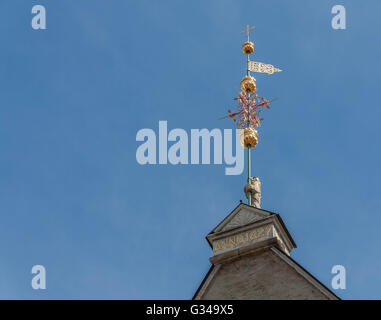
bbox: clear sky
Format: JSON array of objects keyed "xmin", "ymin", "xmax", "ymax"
[{"xmin": 0, "ymin": 0, "xmax": 380, "ymax": 299}]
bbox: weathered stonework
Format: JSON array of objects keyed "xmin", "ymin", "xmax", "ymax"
[
  {"xmin": 196, "ymin": 248, "xmax": 336, "ymax": 300},
  {"xmin": 244, "ymin": 177, "xmax": 261, "ymax": 208},
  {"xmin": 194, "ymin": 203, "xmax": 339, "ymax": 300},
  {"xmin": 207, "ymin": 204, "xmax": 294, "ymax": 257},
  {"xmin": 220, "ymin": 208, "xmax": 263, "ymax": 232}
]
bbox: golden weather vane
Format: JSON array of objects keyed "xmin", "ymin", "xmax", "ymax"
[
  {"xmin": 248, "ymin": 61, "xmax": 282, "ymax": 74},
  {"xmin": 221, "ymin": 25, "xmax": 282, "ymax": 207},
  {"xmin": 240, "ymin": 24, "xmax": 282, "ymax": 77}
]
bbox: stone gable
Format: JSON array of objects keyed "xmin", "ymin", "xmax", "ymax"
[{"xmin": 195, "ymin": 248, "xmax": 337, "ymax": 300}]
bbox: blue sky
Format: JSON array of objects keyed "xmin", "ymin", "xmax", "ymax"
[{"xmin": 0, "ymin": 0, "xmax": 380, "ymax": 299}]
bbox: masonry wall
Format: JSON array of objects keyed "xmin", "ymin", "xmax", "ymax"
[{"xmin": 201, "ymin": 249, "xmax": 329, "ymax": 300}]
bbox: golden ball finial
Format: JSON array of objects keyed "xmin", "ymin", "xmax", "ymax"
[
  {"xmin": 240, "ymin": 127, "xmax": 258, "ymax": 148},
  {"xmin": 240, "ymin": 76, "xmax": 257, "ymax": 93},
  {"xmin": 242, "ymin": 41, "xmax": 254, "ymax": 55}
]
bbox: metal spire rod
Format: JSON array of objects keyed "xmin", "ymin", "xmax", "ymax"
[
  {"xmin": 247, "ymin": 87, "xmax": 252, "ymax": 206},
  {"xmin": 245, "ymin": 28, "xmax": 253, "ymax": 206},
  {"xmin": 220, "ymin": 25, "xmax": 281, "ymax": 207}
]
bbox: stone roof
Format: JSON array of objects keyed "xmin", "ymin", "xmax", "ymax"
[{"xmin": 193, "ymin": 203, "xmax": 339, "ymax": 300}]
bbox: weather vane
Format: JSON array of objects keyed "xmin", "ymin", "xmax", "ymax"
[{"xmin": 220, "ymin": 24, "xmax": 282, "ymax": 206}]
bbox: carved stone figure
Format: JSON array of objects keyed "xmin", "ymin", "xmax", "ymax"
[{"xmin": 244, "ymin": 177, "xmax": 261, "ymax": 208}]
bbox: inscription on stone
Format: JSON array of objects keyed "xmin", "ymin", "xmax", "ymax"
[{"xmin": 213, "ymin": 224, "xmax": 273, "ymax": 254}]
